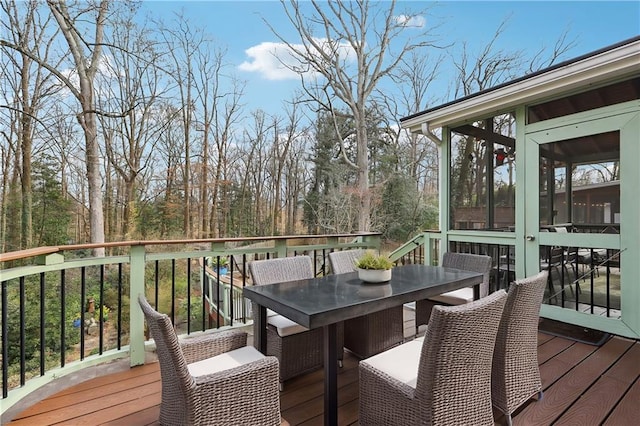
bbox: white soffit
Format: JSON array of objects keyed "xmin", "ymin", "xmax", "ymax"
[{"xmin": 402, "ymin": 39, "xmax": 640, "ymax": 132}]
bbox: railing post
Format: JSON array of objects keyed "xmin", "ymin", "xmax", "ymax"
[
  {"xmin": 362, "ymin": 234, "xmax": 381, "ymax": 252},
  {"xmin": 130, "ymin": 245, "xmax": 146, "ymax": 366},
  {"xmin": 423, "ymin": 232, "xmax": 434, "ymax": 265},
  {"xmin": 275, "ymin": 239, "xmax": 287, "ymax": 258}
]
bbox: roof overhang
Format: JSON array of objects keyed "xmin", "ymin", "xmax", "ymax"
[{"xmin": 401, "ymin": 37, "xmax": 640, "ymax": 133}]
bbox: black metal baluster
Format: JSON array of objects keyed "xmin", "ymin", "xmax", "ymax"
[
  {"xmin": 229, "ymin": 258, "xmax": 234, "ymax": 327},
  {"xmin": 154, "ymin": 260, "xmax": 159, "ymax": 308},
  {"xmin": 80, "ymin": 267, "xmax": 85, "ymax": 360},
  {"xmin": 202, "ymin": 257, "xmax": 207, "ymax": 332},
  {"xmin": 99, "ymin": 265, "xmax": 104, "ymax": 354},
  {"xmin": 589, "ymin": 249, "xmax": 595, "ymax": 314},
  {"xmin": 60, "ymin": 269, "xmax": 66, "ymax": 368},
  {"xmin": 187, "ymin": 258, "xmax": 191, "ymax": 334},
  {"xmin": 117, "ymin": 263, "xmax": 122, "ymax": 350},
  {"xmin": 242, "ymin": 253, "xmax": 248, "ymax": 323},
  {"xmin": 215, "ymin": 256, "xmax": 220, "ymax": 329},
  {"xmin": 19, "ymin": 277, "xmax": 25, "ymax": 386},
  {"xmin": 40, "ymin": 273, "xmax": 45, "ymax": 376},
  {"xmin": 171, "ymin": 259, "xmax": 176, "ymax": 324},
  {"xmin": 2, "ymin": 280, "xmax": 8, "ymax": 398}
]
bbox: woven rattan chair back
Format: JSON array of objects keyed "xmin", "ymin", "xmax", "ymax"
[
  {"xmin": 328, "ymin": 249, "xmax": 364, "ymax": 274},
  {"xmin": 249, "ymin": 255, "xmax": 314, "ymax": 286},
  {"xmin": 138, "ymin": 294, "xmax": 197, "ymax": 425},
  {"xmin": 415, "ymin": 252, "xmax": 493, "ymax": 332},
  {"xmin": 442, "ymin": 252, "xmax": 492, "ymax": 298},
  {"xmin": 248, "ymin": 256, "xmax": 333, "ymax": 387},
  {"xmin": 328, "ymin": 249, "xmax": 403, "ymax": 358},
  {"xmin": 492, "ymin": 270, "xmax": 548, "ymax": 426},
  {"xmin": 415, "ymin": 289, "xmax": 507, "ymax": 425}
]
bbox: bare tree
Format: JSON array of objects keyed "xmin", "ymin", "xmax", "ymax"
[
  {"xmin": 192, "ymin": 44, "xmax": 245, "ymax": 238},
  {"xmin": 157, "ymin": 12, "xmax": 206, "ymax": 238},
  {"xmin": 450, "ymin": 20, "xmax": 575, "ymax": 215},
  {"xmin": 394, "ymin": 51, "xmax": 443, "ymax": 194},
  {"xmin": 97, "ymin": 9, "xmax": 165, "ymax": 240},
  {"xmin": 46, "ymin": 0, "xmax": 109, "ymax": 255},
  {"xmin": 1, "ymin": 0, "xmax": 63, "ymax": 249},
  {"xmin": 270, "ymin": 0, "xmax": 436, "ymax": 231},
  {"xmin": 268, "ymin": 100, "xmax": 308, "ymax": 234}
]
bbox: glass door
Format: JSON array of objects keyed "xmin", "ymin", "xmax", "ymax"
[{"xmin": 523, "ymin": 111, "xmax": 634, "ymax": 331}]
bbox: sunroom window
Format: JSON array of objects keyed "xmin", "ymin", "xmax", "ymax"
[
  {"xmin": 539, "ymin": 131, "xmax": 620, "ymax": 232},
  {"xmin": 449, "ymin": 114, "xmax": 516, "ymax": 230}
]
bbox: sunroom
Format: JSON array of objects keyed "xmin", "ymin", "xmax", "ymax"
[{"xmin": 401, "ymin": 36, "xmax": 640, "ymax": 339}]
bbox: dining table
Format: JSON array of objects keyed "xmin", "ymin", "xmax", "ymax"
[{"xmin": 243, "ymin": 263, "xmax": 484, "ymax": 426}]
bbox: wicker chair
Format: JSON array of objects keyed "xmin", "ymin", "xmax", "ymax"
[
  {"xmin": 329, "ymin": 249, "xmax": 405, "ymax": 358},
  {"xmin": 248, "ymin": 256, "xmax": 344, "ymax": 389},
  {"xmin": 492, "ymin": 271, "xmax": 548, "ymax": 426},
  {"xmin": 138, "ymin": 294, "xmax": 281, "ymax": 426},
  {"xmin": 415, "ymin": 252, "xmax": 492, "ymax": 333},
  {"xmin": 359, "ymin": 290, "xmax": 508, "ymax": 425}
]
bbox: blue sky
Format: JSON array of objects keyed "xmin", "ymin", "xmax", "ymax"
[{"xmin": 140, "ymin": 1, "xmax": 640, "ymax": 117}]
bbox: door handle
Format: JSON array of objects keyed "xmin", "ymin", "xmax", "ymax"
[{"xmin": 526, "ymin": 235, "xmax": 535, "ymax": 241}]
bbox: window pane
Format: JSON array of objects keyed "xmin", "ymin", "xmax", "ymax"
[
  {"xmin": 539, "ymin": 131, "xmax": 620, "ymax": 231},
  {"xmin": 450, "ymin": 116, "xmax": 516, "ymax": 230}
]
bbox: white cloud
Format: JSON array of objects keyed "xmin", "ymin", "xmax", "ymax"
[
  {"xmin": 394, "ymin": 14, "xmax": 426, "ymax": 28},
  {"xmin": 239, "ymin": 42, "xmax": 302, "ymax": 81},
  {"xmin": 239, "ymin": 38, "xmax": 356, "ymax": 81}
]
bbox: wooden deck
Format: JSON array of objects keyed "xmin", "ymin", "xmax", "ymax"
[{"xmin": 4, "ymin": 310, "xmax": 640, "ymax": 426}]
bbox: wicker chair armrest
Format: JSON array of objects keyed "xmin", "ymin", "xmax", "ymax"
[
  {"xmin": 180, "ymin": 329, "xmax": 247, "ymax": 364},
  {"xmin": 194, "ymin": 356, "xmax": 281, "ymax": 425}
]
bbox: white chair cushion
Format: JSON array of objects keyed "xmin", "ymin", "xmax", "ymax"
[
  {"xmin": 187, "ymin": 345, "xmax": 265, "ymax": 377},
  {"xmin": 428, "ymin": 287, "xmax": 473, "ymax": 305},
  {"xmin": 266, "ymin": 309, "xmax": 279, "ymax": 317},
  {"xmin": 360, "ymin": 339, "xmax": 423, "ymax": 389},
  {"xmin": 267, "ymin": 314, "xmax": 309, "ymax": 337}
]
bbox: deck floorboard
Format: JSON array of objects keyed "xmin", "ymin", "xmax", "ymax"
[{"xmin": 5, "ymin": 309, "xmax": 639, "ymax": 426}]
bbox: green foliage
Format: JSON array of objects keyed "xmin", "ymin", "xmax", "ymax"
[
  {"xmin": 32, "ymin": 157, "xmax": 72, "ymax": 246},
  {"xmin": 210, "ymin": 256, "xmax": 228, "ymax": 267},
  {"xmin": 355, "ymin": 250, "xmax": 393, "ymax": 270},
  {"xmin": 303, "ymin": 110, "xmax": 357, "ymax": 233},
  {"xmin": 377, "ymin": 175, "xmax": 438, "ymax": 242},
  {"xmin": 3, "ymin": 273, "xmax": 83, "ymax": 381}
]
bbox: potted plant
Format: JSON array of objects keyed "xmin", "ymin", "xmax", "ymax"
[
  {"xmin": 211, "ymin": 256, "xmax": 229, "ymax": 275},
  {"xmin": 355, "ymin": 251, "xmax": 394, "ymax": 283}
]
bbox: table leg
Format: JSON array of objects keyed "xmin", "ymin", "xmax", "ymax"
[
  {"xmin": 254, "ymin": 305, "xmax": 267, "ymax": 354},
  {"xmin": 473, "ymin": 282, "xmax": 480, "ymax": 300},
  {"xmin": 323, "ymin": 323, "xmax": 338, "ymax": 426}
]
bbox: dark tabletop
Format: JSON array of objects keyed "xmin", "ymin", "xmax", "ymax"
[{"xmin": 243, "ymin": 264, "xmax": 482, "ymax": 329}]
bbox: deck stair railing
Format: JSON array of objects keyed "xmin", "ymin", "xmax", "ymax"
[{"xmin": 390, "ymin": 230, "xmax": 620, "ymax": 316}]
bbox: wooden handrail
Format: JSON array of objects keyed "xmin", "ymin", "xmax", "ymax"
[
  {"xmin": 0, "ymin": 246, "xmax": 59, "ymax": 262},
  {"xmin": 1, "ymin": 233, "xmax": 382, "ymax": 263}
]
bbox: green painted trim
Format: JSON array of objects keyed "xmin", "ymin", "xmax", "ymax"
[
  {"xmin": 526, "ymin": 103, "xmax": 640, "ymax": 337},
  {"xmin": 1, "ymin": 256, "xmax": 130, "ymax": 281},
  {"xmin": 446, "ymin": 231, "xmax": 516, "ymax": 244},
  {"xmin": 36, "ymin": 253, "xmax": 64, "ymax": 265},
  {"xmin": 540, "ymin": 305, "xmax": 639, "ymax": 339},
  {"xmin": 538, "ymin": 233, "xmax": 620, "ymax": 249},
  {"xmin": 514, "ymin": 106, "xmax": 527, "ymax": 279},
  {"xmin": 129, "ymin": 246, "xmax": 146, "ymax": 367},
  {"xmin": 389, "ymin": 234, "xmax": 424, "ymax": 261},
  {"xmin": 619, "ymin": 111, "xmax": 640, "ymax": 334},
  {"xmin": 440, "ymin": 127, "xmax": 451, "ymax": 259}
]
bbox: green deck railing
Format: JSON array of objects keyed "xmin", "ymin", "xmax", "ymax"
[{"xmin": 0, "ymin": 233, "xmax": 381, "ymax": 414}]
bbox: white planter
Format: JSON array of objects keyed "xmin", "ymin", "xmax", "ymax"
[{"xmin": 357, "ymin": 268, "xmax": 392, "ymax": 283}]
